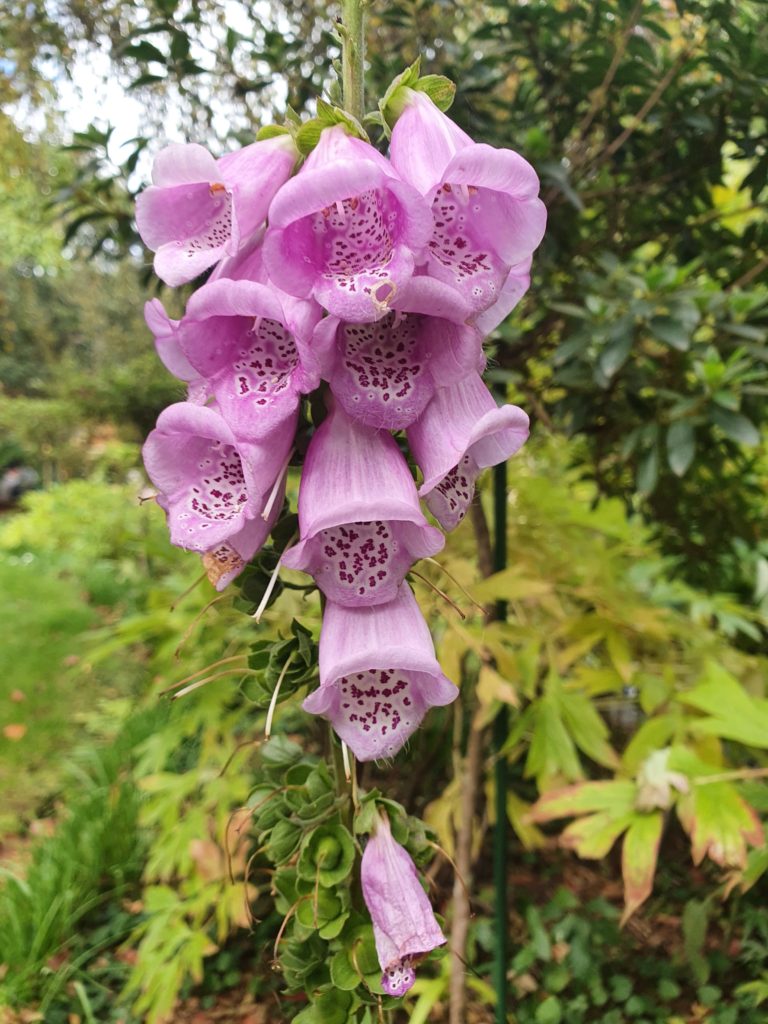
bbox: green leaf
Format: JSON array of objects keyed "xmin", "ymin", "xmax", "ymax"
[
  {"xmin": 560, "ymin": 811, "xmax": 634, "ymax": 859},
  {"xmin": 666, "ymin": 421, "xmax": 696, "ymax": 476},
  {"xmin": 636, "ymin": 445, "xmax": 659, "ymax": 495},
  {"xmin": 622, "ymin": 714, "xmax": 678, "ymax": 773},
  {"xmin": 649, "ymin": 315, "xmax": 690, "ymax": 351},
  {"xmin": 169, "ymin": 31, "xmax": 190, "ymax": 62},
  {"xmin": 678, "ymin": 662, "xmax": 768, "ymax": 748},
  {"xmin": 677, "ymin": 781, "xmax": 763, "ymax": 868},
  {"xmin": 529, "ymin": 780, "xmax": 637, "ymax": 822},
  {"xmin": 525, "ymin": 694, "xmax": 582, "ymax": 786},
  {"xmin": 535, "ymin": 995, "xmax": 563, "ymax": 1024},
  {"xmin": 710, "ymin": 406, "xmax": 760, "ymax": 446},
  {"xmin": 120, "ymin": 41, "xmax": 167, "ymax": 64},
  {"xmin": 294, "ymin": 988, "xmax": 353, "ymax": 1024},
  {"xmin": 559, "ymin": 690, "xmax": 619, "ymax": 769},
  {"xmin": 682, "ymin": 899, "xmax": 710, "ymax": 985},
  {"xmin": 621, "ymin": 811, "xmax": 663, "ymax": 923}
]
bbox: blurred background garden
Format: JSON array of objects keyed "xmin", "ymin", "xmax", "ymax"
[{"xmin": 0, "ymin": 0, "xmax": 767, "ymax": 1021}]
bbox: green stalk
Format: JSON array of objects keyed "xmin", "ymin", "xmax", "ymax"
[
  {"xmin": 341, "ymin": 0, "xmax": 366, "ymax": 121},
  {"xmin": 492, "ymin": 460, "xmax": 509, "ymax": 1022}
]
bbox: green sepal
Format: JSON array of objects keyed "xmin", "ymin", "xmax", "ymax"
[
  {"xmin": 296, "ymin": 888, "xmax": 344, "ymax": 929},
  {"xmin": 414, "ymin": 73, "xmax": 456, "ymax": 111},
  {"xmin": 332, "ymin": 923, "xmax": 383, "ymax": 995},
  {"xmin": 320, "ymin": 911, "xmax": 350, "ymax": 940},
  {"xmin": 260, "ymin": 735, "xmax": 304, "ymax": 771},
  {"xmin": 377, "ymin": 56, "xmax": 455, "ymax": 135},
  {"xmin": 297, "ymin": 822, "xmax": 356, "ymax": 887},
  {"xmin": 256, "ymin": 124, "xmax": 293, "ymax": 141},
  {"xmin": 239, "ymin": 617, "xmax": 319, "ymax": 709},
  {"xmin": 295, "ymin": 100, "xmax": 369, "ymax": 156},
  {"xmin": 266, "ymin": 818, "xmax": 303, "ymax": 864},
  {"xmin": 293, "ymin": 988, "xmax": 354, "ymax": 1024}
]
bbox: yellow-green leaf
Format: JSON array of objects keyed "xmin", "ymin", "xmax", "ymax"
[
  {"xmin": 561, "ymin": 811, "xmax": 635, "ymax": 859},
  {"xmin": 529, "ymin": 780, "xmax": 637, "ymax": 822},
  {"xmin": 621, "ymin": 811, "xmax": 664, "ymax": 924},
  {"xmin": 676, "ymin": 781, "xmax": 763, "ymax": 869}
]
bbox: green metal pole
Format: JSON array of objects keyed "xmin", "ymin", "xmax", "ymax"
[{"xmin": 492, "ymin": 457, "xmax": 509, "ymax": 1022}]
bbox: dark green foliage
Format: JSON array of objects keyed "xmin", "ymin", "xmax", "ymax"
[{"xmin": 496, "ymin": 883, "xmax": 768, "ymax": 1023}]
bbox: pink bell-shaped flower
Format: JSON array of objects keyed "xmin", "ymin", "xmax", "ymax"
[
  {"xmin": 145, "ymin": 279, "xmax": 321, "ymax": 443},
  {"xmin": 263, "ymin": 125, "xmax": 432, "ymax": 322},
  {"xmin": 135, "ymin": 136, "xmax": 297, "ymax": 287},
  {"xmin": 312, "ymin": 275, "xmax": 483, "ymax": 430},
  {"xmin": 407, "ymin": 372, "xmax": 530, "ymax": 531},
  {"xmin": 282, "ymin": 402, "xmax": 444, "ymax": 606},
  {"xmin": 142, "ymin": 401, "xmax": 292, "ymax": 552},
  {"xmin": 390, "ymin": 90, "xmax": 546, "ymax": 326},
  {"xmin": 362, "ymin": 811, "xmax": 446, "ymax": 997},
  {"xmin": 304, "ymin": 583, "xmax": 457, "ymax": 761}
]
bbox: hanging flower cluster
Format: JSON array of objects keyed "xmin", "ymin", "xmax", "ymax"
[{"xmin": 138, "ymin": 85, "xmax": 545, "ymax": 998}]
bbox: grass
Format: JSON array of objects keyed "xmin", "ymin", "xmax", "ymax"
[{"xmin": 0, "ymin": 554, "xmax": 97, "ymax": 828}]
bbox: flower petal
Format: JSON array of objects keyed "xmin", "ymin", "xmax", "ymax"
[
  {"xmin": 389, "ymin": 89, "xmax": 472, "ymax": 194},
  {"xmin": 361, "ymin": 811, "xmax": 445, "ymax": 995},
  {"xmin": 151, "ymin": 142, "xmax": 218, "ymax": 187},
  {"xmin": 408, "ymin": 373, "xmax": 529, "ymax": 530},
  {"xmin": 144, "ymin": 299, "xmax": 198, "ymax": 382},
  {"xmin": 303, "ymin": 584, "xmax": 457, "ymax": 759}
]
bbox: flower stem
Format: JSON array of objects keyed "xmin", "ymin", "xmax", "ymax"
[
  {"xmin": 341, "ymin": 0, "xmax": 366, "ymax": 122},
  {"xmin": 331, "ymin": 726, "xmax": 355, "ymax": 833}
]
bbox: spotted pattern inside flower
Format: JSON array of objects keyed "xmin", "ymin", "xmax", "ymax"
[
  {"xmin": 181, "ymin": 186, "xmax": 233, "ymax": 259},
  {"xmin": 339, "ymin": 668, "xmax": 415, "ymax": 744},
  {"xmin": 316, "ymin": 521, "xmax": 397, "ymax": 598},
  {"xmin": 429, "ymin": 182, "xmax": 506, "ymax": 308},
  {"xmin": 381, "ymin": 957, "xmax": 417, "ymax": 998},
  {"xmin": 425, "ymin": 454, "xmax": 479, "ymax": 532},
  {"xmin": 177, "ymin": 440, "xmax": 248, "ymax": 531},
  {"xmin": 230, "ymin": 317, "xmax": 298, "ymax": 407},
  {"xmin": 312, "ymin": 189, "xmax": 397, "ymax": 294},
  {"xmin": 337, "ymin": 314, "xmax": 431, "ymax": 428}
]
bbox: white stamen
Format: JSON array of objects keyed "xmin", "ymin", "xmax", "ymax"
[
  {"xmin": 265, "ymin": 653, "xmax": 295, "ymax": 738},
  {"xmin": 456, "ymin": 183, "xmax": 470, "ymax": 202},
  {"xmin": 341, "ymin": 740, "xmax": 352, "ymax": 782},
  {"xmin": 392, "ymin": 309, "xmax": 405, "ymax": 328},
  {"xmin": 252, "ymin": 557, "xmax": 282, "ymax": 623},
  {"xmin": 250, "ymin": 315, "xmax": 262, "ymax": 336},
  {"xmin": 335, "ymin": 199, "xmax": 346, "ymax": 219},
  {"xmin": 261, "ymin": 448, "xmax": 293, "ymax": 521}
]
